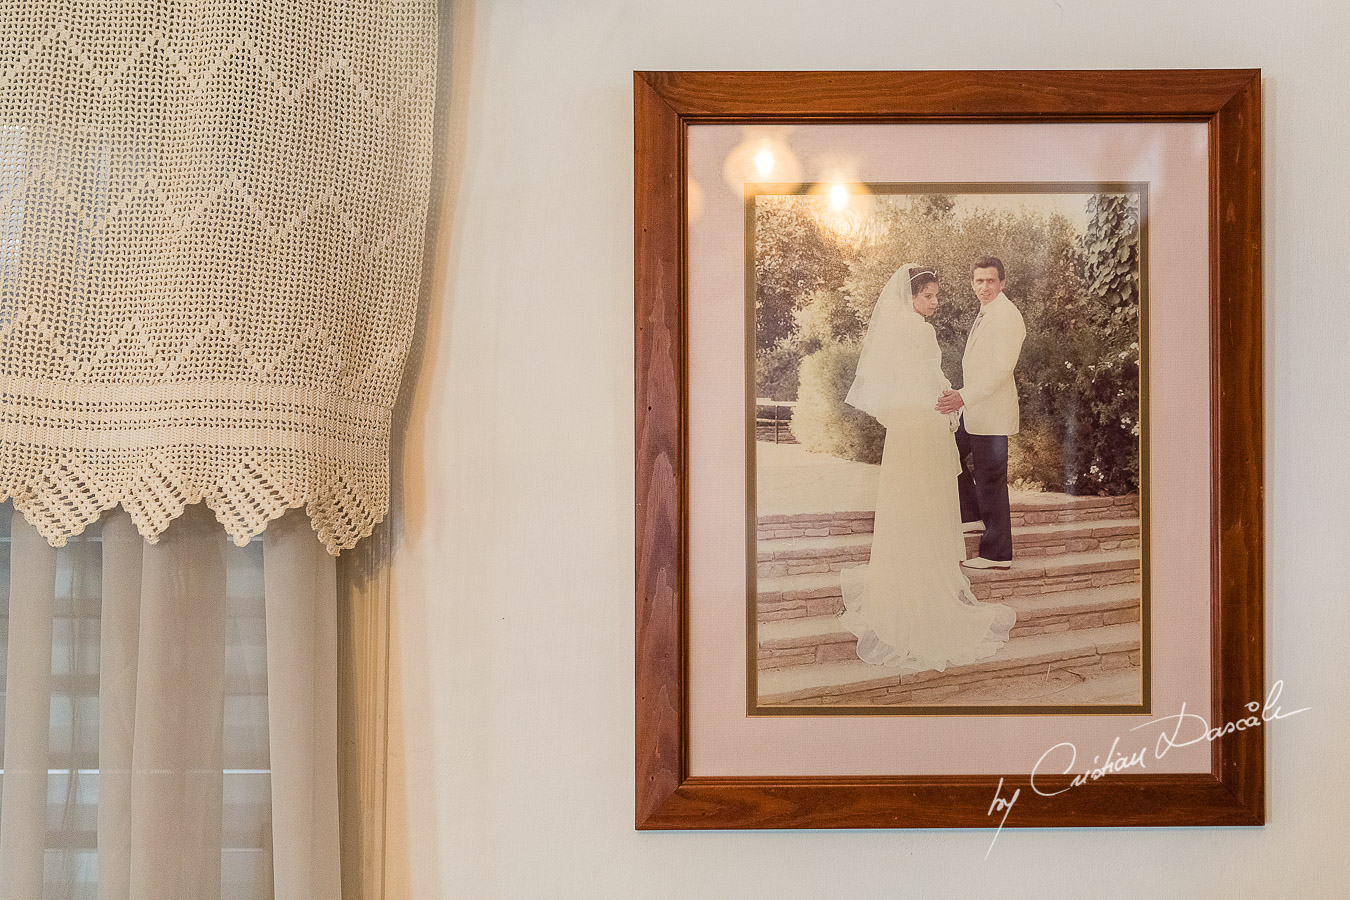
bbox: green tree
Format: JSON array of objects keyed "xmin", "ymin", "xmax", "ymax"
[{"xmin": 753, "ymin": 196, "xmax": 849, "ymax": 351}]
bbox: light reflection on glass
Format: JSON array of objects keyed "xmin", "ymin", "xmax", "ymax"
[
  {"xmin": 723, "ymin": 127, "xmax": 802, "ymax": 191},
  {"xmin": 754, "ymin": 149, "xmax": 775, "ymax": 177},
  {"xmin": 687, "ymin": 177, "xmax": 705, "ymax": 223},
  {"xmin": 807, "ymin": 166, "xmax": 877, "ymax": 244},
  {"xmin": 828, "ymin": 182, "xmax": 849, "ymax": 210}
]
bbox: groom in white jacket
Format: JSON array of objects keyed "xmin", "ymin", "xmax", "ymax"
[{"xmin": 935, "ymin": 257, "xmax": 1026, "ymax": 569}]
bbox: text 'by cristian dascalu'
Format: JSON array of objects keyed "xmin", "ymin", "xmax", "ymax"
[{"xmin": 982, "ymin": 680, "xmax": 1309, "ymax": 857}]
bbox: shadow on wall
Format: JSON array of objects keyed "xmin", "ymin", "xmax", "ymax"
[
  {"xmin": 358, "ymin": 0, "xmax": 478, "ymax": 898},
  {"xmin": 390, "ymin": 0, "xmax": 477, "ymax": 547}
]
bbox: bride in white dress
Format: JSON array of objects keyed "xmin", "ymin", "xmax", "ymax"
[{"xmin": 838, "ymin": 264, "xmax": 1017, "ymax": 672}]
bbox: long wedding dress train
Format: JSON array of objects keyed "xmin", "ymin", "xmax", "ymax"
[
  {"xmin": 838, "ymin": 264, "xmax": 1016, "ymax": 672},
  {"xmin": 837, "ymin": 408, "xmax": 1016, "ymax": 671}
]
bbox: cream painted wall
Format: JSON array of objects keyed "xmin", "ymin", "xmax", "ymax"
[{"xmin": 386, "ymin": 1, "xmax": 1350, "ymax": 896}]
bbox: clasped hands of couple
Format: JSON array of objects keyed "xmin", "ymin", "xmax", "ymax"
[
  {"xmin": 934, "ymin": 388, "xmax": 964, "ymax": 414},
  {"xmin": 935, "ymin": 387, "xmax": 964, "ymax": 432}
]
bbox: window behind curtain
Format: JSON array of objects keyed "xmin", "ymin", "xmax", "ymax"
[{"xmin": 0, "ymin": 501, "xmax": 276, "ymax": 899}]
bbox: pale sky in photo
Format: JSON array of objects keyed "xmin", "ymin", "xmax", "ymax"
[
  {"xmin": 874, "ymin": 191, "xmax": 1115, "ymax": 233},
  {"xmin": 948, "ymin": 192, "xmax": 1097, "ymax": 232}
]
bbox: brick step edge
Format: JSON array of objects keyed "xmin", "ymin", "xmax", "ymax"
[
  {"xmin": 759, "ymin": 553, "xmax": 1142, "ymax": 622},
  {"xmin": 758, "ymin": 588, "xmax": 1142, "ymax": 670},
  {"xmin": 757, "ymin": 624, "xmax": 1142, "ymax": 706},
  {"xmin": 757, "ymin": 494, "xmax": 1139, "ymax": 541},
  {"xmin": 765, "ymin": 656, "xmax": 1144, "ymax": 707},
  {"xmin": 758, "ymin": 522, "xmax": 1141, "ymax": 578}
]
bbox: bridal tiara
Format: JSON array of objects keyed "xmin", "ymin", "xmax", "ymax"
[{"xmin": 909, "ymin": 267, "xmax": 936, "ymax": 284}]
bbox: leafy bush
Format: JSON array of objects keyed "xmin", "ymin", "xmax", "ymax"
[
  {"xmin": 792, "ymin": 288, "xmax": 861, "ymax": 354},
  {"xmin": 790, "ymin": 343, "xmax": 885, "ymax": 464},
  {"xmin": 1007, "ymin": 422, "xmax": 1056, "ymax": 492},
  {"xmin": 755, "ymin": 288, "xmax": 861, "ymax": 402},
  {"xmin": 1063, "ymin": 194, "xmax": 1141, "ymax": 495},
  {"xmin": 755, "ymin": 345, "xmax": 801, "ymax": 401}
]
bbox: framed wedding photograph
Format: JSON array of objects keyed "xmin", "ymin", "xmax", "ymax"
[
  {"xmin": 746, "ymin": 180, "xmax": 1150, "ymax": 717},
  {"xmin": 635, "ymin": 70, "xmax": 1263, "ymax": 829}
]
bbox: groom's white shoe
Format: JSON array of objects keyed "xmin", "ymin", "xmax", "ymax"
[
  {"xmin": 961, "ymin": 520, "xmax": 986, "ymax": 533},
  {"xmin": 962, "ymin": 556, "xmax": 1011, "ymax": 570}
]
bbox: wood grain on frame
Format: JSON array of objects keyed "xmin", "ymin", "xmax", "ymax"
[
  {"xmin": 633, "ymin": 69, "xmax": 1263, "ymax": 829},
  {"xmin": 634, "ymin": 71, "xmax": 686, "ymax": 827}
]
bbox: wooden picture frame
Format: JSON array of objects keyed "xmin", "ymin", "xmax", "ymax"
[{"xmin": 634, "ymin": 70, "xmax": 1263, "ymax": 829}]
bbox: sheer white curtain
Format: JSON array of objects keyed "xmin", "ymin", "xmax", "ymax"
[{"xmin": 0, "ymin": 501, "xmax": 340, "ymax": 899}]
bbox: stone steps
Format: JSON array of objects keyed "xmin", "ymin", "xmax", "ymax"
[
  {"xmin": 756, "ymin": 517, "xmax": 1141, "ymax": 578},
  {"xmin": 757, "ymin": 548, "xmax": 1142, "ymax": 622},
  {"xmin": 757, "ymin": 621, "xmax": 1142, "ymax": 707},
  {"xmin": 756, "ymin": 493, "xmax": 1138, "ymax": 542},
  {"xmin": 757, "ymin": 582, "xmax": 1142, "ymax": 670}
]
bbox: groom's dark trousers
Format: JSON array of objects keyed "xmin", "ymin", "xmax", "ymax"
[{"xmin": 955, "ymin": 418, "xmax": 1013, "ymax": 562}]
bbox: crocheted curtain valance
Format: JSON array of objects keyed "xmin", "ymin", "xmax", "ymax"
[{"xmin": 0, "ymin": 2, "xmax": 436, "ymax": 553}]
